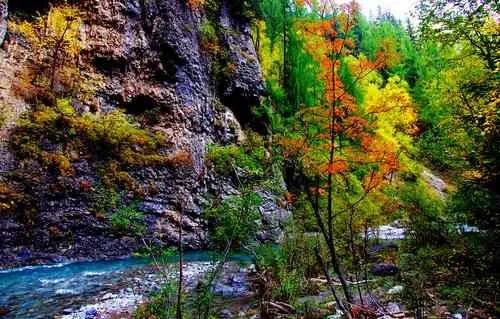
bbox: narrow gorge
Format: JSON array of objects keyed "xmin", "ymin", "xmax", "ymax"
[
  {"xmin": 1, "ymin": 0, "xmax": 498, "ymax": 318},
  {"xmin": 0, "ymin": 0, "xmax": 288, "ymax": 269}
]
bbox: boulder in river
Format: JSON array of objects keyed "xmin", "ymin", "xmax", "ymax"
[{"xmin": 371, "ymin": 263, "xmax": 399, "ymax": 276}]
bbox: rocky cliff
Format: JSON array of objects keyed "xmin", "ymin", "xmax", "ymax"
[
  {"xmin": 0, "ymin": 1, "xmax": 6, "ymax": 46},
  {"xmin": 0, "ymin": 0, "xmax": 289, "ymax": 268}
]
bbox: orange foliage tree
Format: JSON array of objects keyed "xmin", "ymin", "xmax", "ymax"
[
  {"xmin": 279, "ymin": 0, "xmax": 399, "ymax": 312},
  {"xmin": 188, "ymin": 0, "xmax": 205, "ymax": 10}
]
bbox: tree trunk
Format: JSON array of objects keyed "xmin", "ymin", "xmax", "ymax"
[{"xmin": 176, "ymin": 205, "xmax": 183, "ymax": 319}]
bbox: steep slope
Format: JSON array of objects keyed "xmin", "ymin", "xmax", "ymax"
[
  {"xmin": 0, "ymin": 1, "xmax": 6, "ymax": 45},
  {"xmin": 0, "ymin": 0, "xmax": 289, "ymax": 268}
]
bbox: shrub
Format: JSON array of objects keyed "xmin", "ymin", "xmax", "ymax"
[
  {"xmin": 206, "ymin": 136, "xmax": 268, "ymax": 181},
  {"xmin": 200, "ymin": 20, "xmax": 217, "ymax": 43},
  {"xmin": 204, "ymin": 189, "xmax": 262, "ymax": 250},
  {"xmin": 0, "ymin": 180, "xmax": 37, "ymax": 224},
  {"xmin": 204, "ymin": 0, "xmax": 221, "ymax": 18},
  {"xmin": 188, "ymin": 0, "xmax": 205, "ymax": 9},
  {"xmin": 134, "ymin": 282, "xmax": 179, "ymax": 319},
  {"xmin": 0, "ymin": 104, "xmax": 10, "ymax": 128},
  {"xmin": 111, "ymin": 202, "xmax": 146, "ymax": 236},
  {"xmin": 91, "ymin": 185, "xmax": 120, "ymax": 215},
  {"xmin": 199, "ymin": 20, "xmax": 220, "ymax": 55},
  {"xmin": 11, "ymin": 98, "xmax": 176, "ymax": 192},
  {"xmin": 0, "ymin": 182, "xmax": 26, "ymax": 214},
  {"xmin": 254, "ymin": 244, "xmax": 303, "ymax": 304}
]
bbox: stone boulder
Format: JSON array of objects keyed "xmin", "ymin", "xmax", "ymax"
[{"xmin": 370, "ymin": 263, "xmax": 399, "ymax": 276}]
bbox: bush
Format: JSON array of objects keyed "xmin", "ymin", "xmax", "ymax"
[
  {"xmin": 111, "ymin": 202, "xmax": 146, "ymax": 235},
  {"xmin": 91, "ymin": 185, "xmax": 120, "ymax": 215},
  {"xmin": 206, "ymin": 132, "xmax": 269, "ymax": 181},
  {"xmin": 9, "ymin": 5, "xmax": 88, "ymax": 104},
  {"xmin": 200, "ymin": 20, "xmax": 217, "ymax": 43},
  {"xmin": 0, "ymin": 104, "xmax": 10, "ymax": 128},
  {"xmin": 188, "ymin": 0, "xmax": 205, "ymax": 9},
  {"xmin": 134, "ymin": 282, "xmax": 179, "ymax": 319},
  {"xmin": 204, "ymin": 189, "xmax": 262, "ymax": 250},
  {"xmin": 254, "ymin": 244, "xmax": 303, "ymax": 304},
  {"xmin": 11, "ymin": 98, "xmax": 174, "ymax": 191},
  {"xmin": 0, "ymin": 182, "xmax": 34, "ymax": 218}
]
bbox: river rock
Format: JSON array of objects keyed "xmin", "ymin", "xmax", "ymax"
[
  {"xmin": 387, "ymin": 285, "xmax": 404, "ymax": 294},
  {"xmin": 219, "ymin": 309, "xmax": 233, "ymax": 319},
  {"xmin": 63, "ymin": 308, "xmax": 74, "ymax": 315},
  {"xmin": 101, "ymin": 293, "xmax": 113, "ymax": 300},
  {"xmin": 84, "ymin": 308, "xmax": 98, "ymax": 319},
  {"xmin": 371, "ymin": 263, "xmax": 399, "ymax": 276},
  {"xmin": 386, "ymin": 302, "xmax": 403, "ymax": 313},
  {"xmin": 0, "ymin": 306, "xmax": 10, "ymax": 316}
]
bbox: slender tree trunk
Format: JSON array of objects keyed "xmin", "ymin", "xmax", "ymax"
[
  {"xmin": 315, "ymin": 246, "xmax": 353, "ymax": 319},
  {"xmin": 282, "ymin": 0, "xmax": 288, "ymax": 89},
  {"xmin": 307, "ymin": 178, "xmax": 353, "ymax": 315},
  {"xmin": 326, "ymin": 33, "xmax": 353, "ymax": 303},
  {"xmin": 363, "ymin": 221, "xmax": 371, "ymax": 295},
  {"xmin": 176, "ymin": 205, "xmax": 183, "ymax": 319},
  {"xmin": 50, "ymin": 21, "xmax": 72, "ymax": 91}
]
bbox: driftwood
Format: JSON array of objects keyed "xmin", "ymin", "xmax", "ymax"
[
  {"xmin": 349, "ymin": 303, "xmax": 379, "ymax": 319},
  {"xmin": 310, "ymin": 277, "xmax": 376, "ymax": 286},
  {"xmin": 310, "ymin": 277, "xmax": 328, "ymax": 284},
  {"xmin": 263, "ymin": 301, "xmax": 296, "ymax": 314}
]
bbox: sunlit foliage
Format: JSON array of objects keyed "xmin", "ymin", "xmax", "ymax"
[{"xmin": 9, "ymin": 5, "xmax": 91, "ymax": 104}]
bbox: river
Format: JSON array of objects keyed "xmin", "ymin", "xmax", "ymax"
[{"xmin": 0, "ymin": 252, "xmax": 252, "ymax": 319}]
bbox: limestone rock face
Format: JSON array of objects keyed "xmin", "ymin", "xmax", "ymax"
[
  {"xmin": 0, "ymin": 0, "xmax": 287, "ymax": 268},
  {"xmin": 0, "ymin": 0, "xmax": 6, "ymax": 45}
]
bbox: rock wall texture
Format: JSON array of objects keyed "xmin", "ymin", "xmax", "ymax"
[
  {"xmin": 0, "ymin": 0, "xmax": 8, "ymax": 45},
  {"xmin": 0, "ymin": 0, "xmax": 6, "ymax": 45},
  {"xmin": 0, "ymin": 0, "xmax": 289, "ymax": 268}
]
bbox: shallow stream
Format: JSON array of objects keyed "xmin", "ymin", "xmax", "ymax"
[{"xmin": 0, "ymin": 251, "xmax": 250, "ymax": 319}]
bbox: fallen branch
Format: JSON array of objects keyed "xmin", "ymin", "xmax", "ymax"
[
  {"xmin": 310, "ymin": 277, "xmax": 376, "ymax": 286},
  {"xmin": 264, "ymin": 301, "xmax": 296, "ymax": 314}
]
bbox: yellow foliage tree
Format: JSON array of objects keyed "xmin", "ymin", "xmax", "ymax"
[
  {"xmin": 9, "ymin": 5, "xmax": 84, "ymax": 103},
  {"xmin": 363, "ymin": 75, "xmax": 417, "ymax": 151}
]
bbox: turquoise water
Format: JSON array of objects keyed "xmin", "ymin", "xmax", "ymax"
[
  {"xmin": 0, "ymin": 251, "xmax": 251, "ymax": 318},
  {"xmin": 0, "ymin": 257, "xmax": 151, "ymax": 318}
]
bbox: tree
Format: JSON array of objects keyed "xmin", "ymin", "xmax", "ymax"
[
  {"xmin": 194, "ymin": 189, "xmax": 262, "ymax": 318},
  {"xmin": 399, "ymin": 1, "xmax": 500, "ymax": 313},
  {"xmin": 10, "ymin": 5, "xmax": 85, "ymax": 103},
  {"xmin": 278, "ymin": 0, "xmax": 400, "ymax": 313},
  {"xmin": 417, "ymin": 0, "xmax": 499, "ymax": 70},
  {"xmin": 416, "ymin": 0, "xmax": 499, "ymax": 232}
]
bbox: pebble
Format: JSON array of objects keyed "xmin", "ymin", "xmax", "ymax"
[
  {"xmin": 220, "ymin": 309, "xmax": 233, "ymax": 319},
  {"xmin": 84, "ymin": 308, "xmax": 97, "ymax": 319},
  {"xmin": 101, "ymin": 293, "xmax": 113, "ymax": 300},
  {"xmin": 61, "ymin": 262, "xmax": 251, "ymax": 319},
  {"xmin": 63, "ymin": 308, "xmax": 74, "ymax": 315},
  {"xmin": 387, "ymin": 285, "xmax": 404, "ymax": 294}
]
